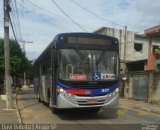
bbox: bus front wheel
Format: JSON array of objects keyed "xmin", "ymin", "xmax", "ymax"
[{"xmin": 49, "ymin": 96, "xmax": 58, "ymax": 114}]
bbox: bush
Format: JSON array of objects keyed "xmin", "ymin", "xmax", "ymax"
[{"xmin": 0, "ymin": 84, "xmax": 5, "ymax": 94}]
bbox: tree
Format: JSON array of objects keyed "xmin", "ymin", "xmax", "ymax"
[{"xmin": 0, "ymin": 39, "xmax": 33, "ymax": 93}]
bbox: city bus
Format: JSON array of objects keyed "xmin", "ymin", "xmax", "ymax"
[{"xmin": 33, "ymin": 33, "xmax": 120, "ymax": 113}]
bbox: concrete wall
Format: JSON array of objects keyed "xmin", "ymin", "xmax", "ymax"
[
  {"xmin": 95, "ymin": 27, "xmax": 134, "ymax": 61},
  {"xmin": 95, "ymin": 28, "xmax": 135, "ymax": 61},
  {"xmin": 95, "ymin": 27, "xmax": 160, "ymax": 63},
  {"xmin": 95, "ymin": 27, "xmax": 160, "ymax": 104},
  {"xmin": 133, "ymin": 35, "xmax": 149, "ymax": 61},
  {"xmin": 152, "ymin": 73, "xmax": 160, "ymax": 104},
  {"xmin": 95, "ymin": 27, "xmax": 125, "ymax": 60},
  {"xmin": 124, "ymin": 75, "xmax": 134, "ymax": 99}
]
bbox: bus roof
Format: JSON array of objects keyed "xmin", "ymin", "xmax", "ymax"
[
  {"xmin": 34, "ymin": 32, "xmax": 118, "ymax": 64},
  {"xmin": 54, "ymin": 32, "xmax": 118, "ymax": 41}
]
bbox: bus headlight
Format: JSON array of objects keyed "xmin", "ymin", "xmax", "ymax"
[
  {"xmin": 57, "ymin": 86, "xmax": 74, "ymax": 99},
  {"xmin": 57, "ymin": 86, "xmax": 65, "ymax": 93},
  {"xmin": 115, "ymin": 88, "xmax": 119, "ymax": 93},
  {"xmin": 64, "ymin": 91, "xmax": 74, "ymax": 98}
]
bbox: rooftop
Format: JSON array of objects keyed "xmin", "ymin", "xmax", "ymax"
[{"xmin": 144, "ymin": 25, "xmax": 160, "ymax": 37}]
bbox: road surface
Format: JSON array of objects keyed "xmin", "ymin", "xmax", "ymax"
[{"xmin": 17, "ymin": 87, "xmax": 160, "ymax": 130}]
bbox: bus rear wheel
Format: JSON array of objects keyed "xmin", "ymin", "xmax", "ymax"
[
  {"xmin": 37, "ymin": 92, "xmax": 41, "ymax": 103},
  {"xmin": 52, "ymin": 107, "xmax": 58, "ymax": 114}
]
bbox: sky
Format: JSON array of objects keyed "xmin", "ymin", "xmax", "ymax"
[{"xmin": 0, "ymin": 0, "xmax": 160, "ymax": 60}]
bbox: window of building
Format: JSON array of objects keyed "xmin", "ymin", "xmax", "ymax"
[
  {"xmin": 152, "ymin": 45, "xmax": 159, "ymax": 53},
  {"xmin": 134, "ymin": 43, "xmax": 143, "ymax": 52}
]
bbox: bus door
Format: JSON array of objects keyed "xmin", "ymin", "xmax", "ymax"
[{"xmin": 52, "ymin": 45, "xmax": 57, "ymax": 106}]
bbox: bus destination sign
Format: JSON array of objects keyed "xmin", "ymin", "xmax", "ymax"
[{"xmin": 67, "ymin": 37, "xmax": 112, "ymax": 45}]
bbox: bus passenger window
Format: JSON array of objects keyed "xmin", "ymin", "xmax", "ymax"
[{"xmin": 42, "ymin": 65, "xmax": 45, "ymax": 75}]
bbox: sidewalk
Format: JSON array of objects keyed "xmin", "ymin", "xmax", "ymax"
[
  {"xmin": 0, "ymin": 94, "xmax": 20, "ymax": 124},
  {"xmin": 119, "ymin": 98, "xmax": 160, "ymax": 115}
]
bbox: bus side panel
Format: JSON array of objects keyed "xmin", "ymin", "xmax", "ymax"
[
  {"xmin": 51, "ymin": 45, "xmax": 57, "ymax": 107},
  {"xmin": 41, "ymin": 75, "xmax": 47, "ymax": 102}
]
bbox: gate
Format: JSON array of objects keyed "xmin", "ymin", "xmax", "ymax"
[{"xmin": 132, "ymin": 74, "xmax": 148, "ymax": 101}]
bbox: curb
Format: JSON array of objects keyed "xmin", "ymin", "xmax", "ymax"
[
  {"xmin": 15, "ymin": 93, "xmax": 23, "ymax": 124},
  {"xmin": 120, "ymin": 104, "xmax": 160, "ymax": 116},
  {"xmin": 134, "ymin": 107, "xmax": 160, "ymax": 115},
  {"xmin": 119, "ymin": 99, "xmax": 160, "ymax": 116}
]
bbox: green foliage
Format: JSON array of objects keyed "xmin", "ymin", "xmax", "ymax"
[
  {"xmin": 0, "ymin": 56, "xmax": 4, "ymax": 71},
  {"xmin": 0, "ymin": 39, "xmax": 33, "ymax": 91}
]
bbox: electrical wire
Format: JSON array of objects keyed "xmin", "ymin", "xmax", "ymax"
[
  {"xmin": 24, "ymin": 0, "xmax": 71, "ymax": 32},
  {"xmin": 14, "ymin": 0, "xmax": 22, "ymax": 40},
  {"xmin": 25, "ymin": 0, "xmax": 93, "ymax": 32},
  {"xmin": 10, "ymin": 0, "xmax": 22, "ymax": 41},
  {"xmin": 51, "ymin": 0, "xmax": 87, "ymax": 32},
  {"xmin": 9, "ymin": 13, "xmax": 18, "ymax": 44},
  {"xmin": 69, "ymin": 0, "xmax": 124, "ymax": 27}
]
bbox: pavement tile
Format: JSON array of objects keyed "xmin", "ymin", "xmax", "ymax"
[
  {"xmin": 0, "ymin": 94, "xmax": 19, "ymax": 124},
  {"xmin": 119, "ymin": 98, "xmax": 160, "ymax": 115}
]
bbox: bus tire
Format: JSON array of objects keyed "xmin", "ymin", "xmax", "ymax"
[
  {"xmin": 52, "ymin": 107, "xmax": 58, "ymax": 114},
  {"xmin": 48, "ymin": 94, "xmax": 58, "ymax": 114},
  {"xmin": 37, "ymin": 92, "xmax": 41, "ymax": 103}
]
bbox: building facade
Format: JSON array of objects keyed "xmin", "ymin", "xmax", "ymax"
[{"xmin": 94, "ymin": 26, "xmax": 160, "ymax": 104}]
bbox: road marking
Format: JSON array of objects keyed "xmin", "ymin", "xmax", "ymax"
[
  {"xmin": 141, "ymin": 108, "xmax": 152, "ymax": 112},
  {"xmin": 138, "ymin": 111, "xmax": 149, "ymax": 116},
  {"xmin": 117, "ymin": 108, "xmax": 128, "ymax": 116},
  {"xmin": 120, "ymin": 105, "xmax": 160, "ymax": 117}
]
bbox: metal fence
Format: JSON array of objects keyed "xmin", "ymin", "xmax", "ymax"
[{"xmin": 132, "ymin": 73, "xmax": 149, "ymax": 101}]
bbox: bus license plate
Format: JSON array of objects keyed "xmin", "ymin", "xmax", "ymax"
[{"xmin": 87, "ymin": 99, "xmax": 97, "ymax": 104}]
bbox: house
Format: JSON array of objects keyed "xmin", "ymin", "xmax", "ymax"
[
  {"xmin": 94, "ymin": 26, "xmax": 160, "ymax": 104},
  {"xmin": 144, "ymin": 25, "xmax": 160, "ymax": 104}
]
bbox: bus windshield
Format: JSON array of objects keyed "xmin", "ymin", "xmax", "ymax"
[{"xmin": 59, "ymin": 49, "xmax": 118, "ymax": 81}]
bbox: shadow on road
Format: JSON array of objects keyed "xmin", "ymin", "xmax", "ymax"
[{"xmin": 56, "ymin": 107, "xmax": 118, "ymax": 120}]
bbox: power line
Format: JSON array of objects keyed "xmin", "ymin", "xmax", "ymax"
[
  {"xmin": 69, "ymin": 0, "xmax": 124, "ymax": 27},
  {"xmin": 13, "ymin": 0, "xmax": 22, "ymax": 40},
  {"xmin": 51, "ymin": 0, "xmax": 87, "ymax": 32},
  {"xmin": 24, "ymin": 0, "xmax": 71, "ymax": 32},
  {"xmin": 25, "ymin": 0, "xmax": 62, "ymax": 18},
  {"xmin": 10, "ymin": 0, "xmax": 22, "ymax": 41},
  {"xmin": 9, "ymin": 13, "xmax": 18, "ymax": 44},
  {"xmin": 9, "ymin": 13, "xmax": 19, "ymax": 40},
  {"xmin": 25, "ymin": 0, "xmax": 93, "ymax": 32}
]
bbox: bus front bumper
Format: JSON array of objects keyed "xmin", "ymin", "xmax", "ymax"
[{"xmin": 56, "ymin": 91, "xmax": 119, "ymax": 108}]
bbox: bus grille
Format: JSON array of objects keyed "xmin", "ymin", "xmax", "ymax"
[
  {"xmin": 77, "ymin": 100, "xmax": 105, "ymax": 106},
  {"xmin": 76, "ymin": 94, "xmax": 106, "ymax": 97}
]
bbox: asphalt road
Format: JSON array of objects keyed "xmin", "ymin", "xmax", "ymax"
[{"xmin": 17, "ymin": 87, "xmax": 160, "ymax": 130}]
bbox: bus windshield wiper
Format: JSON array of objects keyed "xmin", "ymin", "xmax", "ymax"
[
  {"xmin": 96, "ymin": 51, "xmax": 106, "ymax": 65},
  {"xmin": 74, "ymin": 47, "xmax": 89, "ymax": 64}
]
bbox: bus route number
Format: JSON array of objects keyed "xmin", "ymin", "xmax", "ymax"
[{"xmin": 101, "ymin": 88, "xmax": 109, "ymax": 93}]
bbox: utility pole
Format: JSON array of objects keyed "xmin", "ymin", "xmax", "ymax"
[
  {"xmin": 20, "ymin": 40, "xmax": 33, "ymax": 53},
  {"xmin": 20, "ymin": 40, "xmax": 33, "ymax": 87},
  {"xmin": 123, "ymin": 26, "xmax": 127, "ymax": 62},
  {"xmin": 123, "ymin": 26, "xmax": 128, "ymax": 99},
  {"xmin": 4, "ymin": 0, "xmax": 12, "ymax": 109}
]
